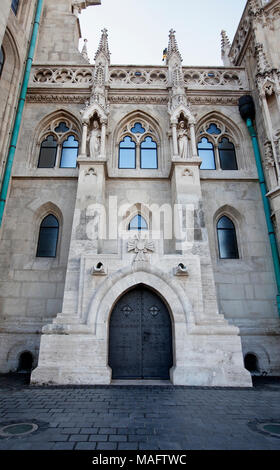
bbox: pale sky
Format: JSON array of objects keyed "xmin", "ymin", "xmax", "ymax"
[{"xmin": 79, "ymin": 0, "xmax": 247, "ymax": 66}]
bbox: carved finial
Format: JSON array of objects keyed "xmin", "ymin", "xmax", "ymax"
[
  {"xmin": 94, "ymin": 28, "xmax": 111, "ymax": 63},
  {"xmin": 248, "ymin": 0, "xmax": 262, "ymax": 15},
  {"xmin": 221, "ymin": 30, "xmax": 233, "ymax": 67},
  {"xmin": 167, "ymin": 29, "xmax": 183, "ymax": 64},
  {"xmin": 255, "ymin": 43, "xmax": 271, "ymax": 74},
  {"xmin": 81, "ymin": 39, "xmax": 90, "ymax": 63}
]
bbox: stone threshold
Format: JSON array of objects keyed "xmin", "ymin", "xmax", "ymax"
[{"xmin": 111, "ymin": 380, "xmax": 172, "ymax": 386}]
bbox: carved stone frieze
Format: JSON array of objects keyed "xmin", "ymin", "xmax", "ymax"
[
  {"xmin": 26, "ymin": 93, "xmax": 89, "ymax": 104},
  {"xmin": 109, "ymin": 94, "xmax": 169, "ymax": 105}
]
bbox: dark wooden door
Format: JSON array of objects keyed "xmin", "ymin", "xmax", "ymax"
[{"xmin": 109, "ymin": 285, "xmax": 173, "ymax": 379}]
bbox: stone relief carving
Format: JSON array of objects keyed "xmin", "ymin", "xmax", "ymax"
[
  {"xmin": 127, "ymin": 234, "xmax": 155, "ymax": 262},
  {"xmin": 85, "ymin": 167, "xmax": 97, "ymax": 176}
]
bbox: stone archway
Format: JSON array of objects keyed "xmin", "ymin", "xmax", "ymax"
[{"xmin": 108, "ymin": 284, "xmax": 173, "ymax": 380}]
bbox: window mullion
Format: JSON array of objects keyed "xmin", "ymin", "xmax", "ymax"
[{"xmin": 215, "ymin": 144, "xmax": 220, "ymax": 170}]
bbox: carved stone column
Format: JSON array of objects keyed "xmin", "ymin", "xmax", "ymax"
[
  {"xmin": 81, "ymin": 121, "xmax": 88, "ymax": 157},
  {"xmin": 172, "ymin": 121, "xmax": 179, "ymax": 156},
  {"xmin": 189, "ymin": 122, "xmax": 197, "ymax": 158},
  {"xmin": 100, "ymin": 120, "xmax": 107, "ymax": 158}
]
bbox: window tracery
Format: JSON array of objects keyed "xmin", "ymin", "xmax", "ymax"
[
  {"xmin": 37, "ymin": 118, "xmax": 80, "ymax": 169},
  {"xmin": 197, "ymin": 120, "xmax": 238, "ymax": 170},
  {"xmin": 118, "ymin": 118, "xmax": 159, "ymax": 170}
]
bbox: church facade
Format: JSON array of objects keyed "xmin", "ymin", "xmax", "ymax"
[{"xmin": 0, "ymin": 0, "xmax": 280, "ymax": 386}]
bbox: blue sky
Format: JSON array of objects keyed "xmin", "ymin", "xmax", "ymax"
[{"xmin": 80, "ymin": 0, "xmax": 247, "ymax": 66}]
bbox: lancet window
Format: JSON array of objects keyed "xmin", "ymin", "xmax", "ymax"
[
  {"xmin": 197, "ymin": 121, "xmax": 238, "ymax": 170},
  {"xmin": 118, "ymin": 120, "xmax": 159, "ymax": 170},
  {"xmin": 37, "ymin": 119, "xmax": 80, "ymax": 169}
]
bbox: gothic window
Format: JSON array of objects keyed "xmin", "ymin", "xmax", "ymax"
[
  {"xmin": 0, "ymin": 47, "xmax": 4, "ymax": 78},
  {"xmin": 217, "ymin": 216, "xmax": 239, "ymax": 259},
  {"xmin": 11, "ymin": 0, "xmax": 19, "ymax": 15},
  {"xmin": 117, "ymin": 117, "xmax": 160, "ymax": 171},
  {"xmin": 140, "ymin": 137, "xmax": 158, "ymax": 169},
  {"xmin": 128, "ymin": 215, "xmax": 148, "ymax": 231},
  {"xmin": 36, "ymin": 214, "xmax": 59, "ymax": 258},
  {"xmin": 218, "ymin": 137, "xmax": 238, "ymax": 170},
  {"xmin": 197, "ymin": 120, "xmax": 239, "ymax": 170},
  {"xmin": 119, "ymin": 136, "xmax": 136, "ymax": 169},
  {"xmin": 38, "ymin": 136, "xmax": 58, "ymax": 168},
  {"xmin": 60, "ymin": 135, "xmax": 79, "ymax": 168},
  {"xmin": 37, "ymin": 119, "xmax": 80, "ymax": 169},
  {"xmin": 197, "ymin": 137, "xmax": 216, "ymax": 170}
]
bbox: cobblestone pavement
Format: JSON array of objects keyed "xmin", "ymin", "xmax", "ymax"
[{"xmin": 0, "ymin": 374, "xmax": 279, "ymax": 451}]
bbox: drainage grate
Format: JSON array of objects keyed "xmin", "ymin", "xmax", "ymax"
[
  {"xmin": 258, "ymin": 423, "xmax": 280, "ymax": 438},
  {"xmin": 248, "ymin": 419, "xmax": 280, "ymax": 439},
  {"xmin": 0, "ymin": 420, "xmax": 48, "ymax": 439}
]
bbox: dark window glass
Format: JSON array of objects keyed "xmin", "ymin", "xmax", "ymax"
[
  {"xmin": 217, "ymin": 216, "xmax": 239, "ymax": 259},
  {"xmin": 119, "ymin": 136, "xmax": 136, "ymax": 168},
  {"xmin": 54, "ymin": 122, "xmax": 69, "ymax": 133},
  {"xmin": 60, "ymin": 135, "xmax": 79, "ymax": 168},
  {"xmin": 206, "ymin": 123, "xmax": 221, "ymax": 135},
  {"xmin": 218, "ymin": 137, "xmax": 238, "ymax": 170},
  {"xmin": 38, "ymin": 135, "xmax": 57, "ymax": 168},
  {"xmin": 140, "ymin": 136, "xmax": 158, "ymax": 169},
  {"xmin": 128, "ymin": 215, "xmax": 148, "ymax": 230},
  {"xmin": 197, "ymin": 137, "xmax": 216, "ymax": 170},
  {"xmin": 11, "ymin": 0, "xmax": 19, "ymax": 15},
  {"xmin": 0, "ymin": 47, "xmax": 4, "ymax": 77},
  {"xmin": 36, "ymin": 215, "xmax": 59, "ymax": 258},
  {"xmin": 131, "ymin": 122, "xmax": 145, "ymax": 134}
]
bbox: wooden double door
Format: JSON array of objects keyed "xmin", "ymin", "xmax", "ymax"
[{"xmin": 109, "ymin": 286, "xmax": 173, "ymax": 379}]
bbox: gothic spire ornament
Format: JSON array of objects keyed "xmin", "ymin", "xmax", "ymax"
[
  {"xmin": 166, "ymin": 29, "xmax": 183, "ymax": 65},
  {"xmin": 94, "ymin": 28, "xmax": 111, "ymax": 63},
  {"xmin": 81, "ymin": 39, "xmax": 90, "ymax": 63},
  {"xmin": 221, "ymin": 30, "xmax": 233, "ymax": 67},
  {"xmin": 255, "ymin": 42, "xmax": 271, "ymax": 74}
]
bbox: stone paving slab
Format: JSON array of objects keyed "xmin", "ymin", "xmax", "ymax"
[{"xmin": 0, "ymin": 374, "xmax": 279, "ymax": 450}]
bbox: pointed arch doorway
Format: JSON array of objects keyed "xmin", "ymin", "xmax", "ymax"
[{"xmin": 109, "ymin": 285, "xmax": 173, "ymax": 380}]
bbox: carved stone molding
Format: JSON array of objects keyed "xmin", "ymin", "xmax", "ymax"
[
  {"xmin": 188, "ymin": 95, "xmax": 240, "ymax": 106},
  {"xmin": 127, "ymin": 235, "xmax": 155, "ymax": 263},
  {"xmin": 26, "ymin": 93, "xmax": 88, "ymax": 104},
  {"xmin": 109, "ymin": 95, "xmax": 169, "ymax": 105}
]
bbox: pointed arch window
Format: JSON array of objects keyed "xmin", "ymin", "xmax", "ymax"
[
  {"xmin": 217, "ymin": 216, "xmax": 239, "ymax": 259},
  {"xmin": 60, "ymin": 135, "xmax": 79, "ymax": 168},
  {"xmin": 140, "ymin": 137, "xmax": 158, "ymax": 169},
  {"xmin": 119, "ymin": 136, "xmax": 136, "ymax": 169},
  {"xmin": 197, "ymin": 137, "xmax": 216, "ymax": 170},
  {"xmin": 0, "ymin": 47, "xmax": 4, "ymax": 78},
  {"xmin": 36, "ymin": 215, "xmax": 59, "ymax": 258},
  {"xmin": 117, "ymin": 118, "xmax": 160, "ymax": 171},
  {"xmin": 37, "ymin": 120, "xmax": 80, "ymax": 169},
  {"xmin": 218, "ymin": 137, "xmax": 238, "ymax": 170},
  {"xmin": 128, "ymin": 215, "xmax": 148, "ymax": 231},
  {"xmin": 197, "ymin": 120, "xmax": 239, "ymax": 170}
]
